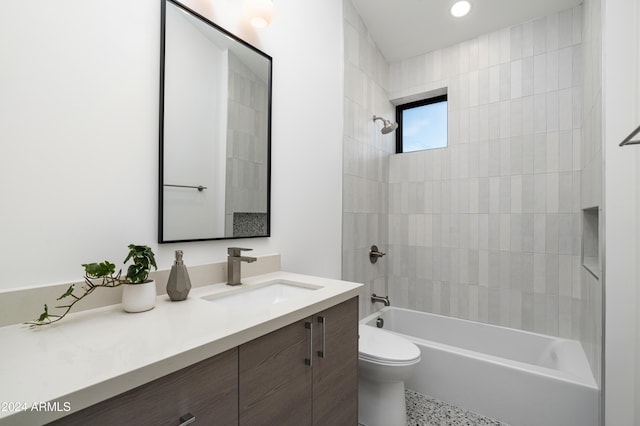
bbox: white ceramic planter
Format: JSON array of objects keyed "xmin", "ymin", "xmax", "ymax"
[{"xmin": 121, "ymin": 280, "xmax": 156, "ymax": 313}]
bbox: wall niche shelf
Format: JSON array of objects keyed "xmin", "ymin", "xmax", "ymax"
[{"xmin": 582, "ymin": 207, "xmax": 600, "ymax": 279}]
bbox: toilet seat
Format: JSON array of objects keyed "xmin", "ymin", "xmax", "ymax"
[{"xmin": 359, "ymin": 325, "xmax": 421, "ymax": 365}]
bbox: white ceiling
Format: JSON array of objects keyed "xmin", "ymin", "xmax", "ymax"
[{"xmin": 350, "ymin": 0, "xmax": 582, "ymax": 62}]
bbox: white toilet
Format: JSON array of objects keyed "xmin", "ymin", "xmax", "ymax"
[{"xmin": 358, "ymin": 324, "xmax": 421, "ymax": 426}]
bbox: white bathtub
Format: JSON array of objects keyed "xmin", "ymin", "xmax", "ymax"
[{"xmin": 361, "ymin": 307, "xmax": 599, "ymax": 426}]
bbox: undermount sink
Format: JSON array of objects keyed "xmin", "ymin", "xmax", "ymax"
[{"xmin": 202, "ymin": 281, "xmax": 320, "ymax": 312}]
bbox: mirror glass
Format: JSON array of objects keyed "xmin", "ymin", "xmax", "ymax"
[{"xmin": 159, "ymin": 0, "xmax": 271, "ymax": 243}]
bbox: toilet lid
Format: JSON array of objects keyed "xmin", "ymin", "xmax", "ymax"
[{"xmin": 359, "ymin": 324, "xmax": 421, "ymax": 364}]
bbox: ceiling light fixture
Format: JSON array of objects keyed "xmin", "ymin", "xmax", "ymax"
[
  {"xmin": 246, "ymin": 0, "xmax": 274, "ymax": 28},
  {"xmin": 450, "ymin": 0, "xmax": 471, "ymax": 18}
]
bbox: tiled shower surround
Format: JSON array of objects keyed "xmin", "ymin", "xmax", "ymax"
[
  {"xmin": 343, "ymin": 0, "xmax": 601, "ymax": 380},
  {"xmin": 225, "ymin": 52, "xmax": 269, "ymax": 236},
  {"xmin": 342, "ymin": 0, "xmax": 394, "ymax": 318},
  {"xmin": 387, "ymin": 7, "xmax": 584, "ymax": 338},
  {"xmin": 579, "ymin": 0, "xmax": 603, "ymax": 386}
]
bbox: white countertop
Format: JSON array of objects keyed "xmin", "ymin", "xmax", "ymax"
[{"xmin": 0, "ymin": 271, "xmax": 362, "ymax": 425}]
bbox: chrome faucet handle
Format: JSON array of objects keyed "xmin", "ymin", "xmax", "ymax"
[
  {"xmin": 369, "ymin": 245, "xmax": 386, "ymax": 264},
  {"xmin": 226, "ymin": 247, "xmax": 256, "ymax": 286},
  {"xmin": 227, "ymin": 247, "xmax": 253, "ymax": 256}
]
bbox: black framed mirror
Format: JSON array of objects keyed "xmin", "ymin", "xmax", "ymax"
[{"xmin": 159, "ymin": 0, "xmax": 272, "ymax": 243}]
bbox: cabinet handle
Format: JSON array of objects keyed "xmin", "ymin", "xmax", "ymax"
[
  {"xmin": 305, "ymin": 321, "xmax": 313, "ymax": 367},
  {"xmin": 179, "ymin": 413, "xmax": 196, "ymax": 425},
  {"xmin": 317, "ymin": 316, "xmax": 326, "ymax": 358}
]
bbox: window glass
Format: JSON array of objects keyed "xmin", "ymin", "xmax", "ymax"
[{"xmin": 396, "ymin": 95, "xmax": 447, "ymax": 153}]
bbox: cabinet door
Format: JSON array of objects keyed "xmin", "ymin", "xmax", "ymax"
[
  {"xmin": 50, "ymin": 348, "xmax": 238, "ymax": 426},
  {"xmin": 239, "ymin": 318, "xmax": 313, "ymax": 426},
  {"xmin": 312, "ymin": 297, "xmax": 359, "ymax": 426}
]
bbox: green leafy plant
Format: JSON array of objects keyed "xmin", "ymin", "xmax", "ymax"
[
  {"xmin": 26, "ymin": 245, "xmax": 157, "ymax": 327},
  {"xmin": 123, "ymin": 244, "xmax": 157, "ymax": 284}
]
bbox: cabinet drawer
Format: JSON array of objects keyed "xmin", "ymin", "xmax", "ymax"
[{"xmin": 49, "ymin": 348, "xmax": 238, "ymax": 426}]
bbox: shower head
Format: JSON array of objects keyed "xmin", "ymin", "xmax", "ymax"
[{"xmin": 373, "ymin": 115, "xmax": 398, "ymax": 134}]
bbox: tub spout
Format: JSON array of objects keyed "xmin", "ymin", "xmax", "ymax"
[{"xmin": 371, "ymin": 294, "xmax": 390, "ymax": 306}]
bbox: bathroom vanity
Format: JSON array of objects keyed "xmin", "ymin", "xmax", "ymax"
[
  {"xmin": 239, "ymin": 298, "xmax": 358, "ymax": 425},
  {"xmin": 50, "ymin": 348, "xmax": 239, "ymax": 425},
  {"xmin": 0, "ymin": 271, "xmax": 361, "ymax": 426}
]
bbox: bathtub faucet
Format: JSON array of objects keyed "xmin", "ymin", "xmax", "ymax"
[{"xmin": 371, "ymin": 294, "xmax": 390, "ymax": 306}]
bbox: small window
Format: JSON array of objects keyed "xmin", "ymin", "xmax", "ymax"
[{"xmin": 396, "ymin": 94, "xmax": 448, "ymax": 153}]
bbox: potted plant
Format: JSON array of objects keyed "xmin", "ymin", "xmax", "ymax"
[
  {"xmin": 120, "ymin": 244, "xmax": 158, "ymax": 312},
  {"xmin": 27, "ymin": 244, "xmax": 158, "ymax": 326}
]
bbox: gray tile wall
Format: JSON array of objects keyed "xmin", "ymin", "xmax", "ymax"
[
  {"xmin": 225, "ymin": 52, "xmax": 269, "ymax": 236},
  {"xmin": 342, "ymin": 0, "xmax": 394, "ymax": 318},
  {"xmin": 343, "ymin": 2, "xmax": 601, "ymax": 383},
  {"xmin": 386, "ymin": 6, "xmax": 584, "ymax": 338},
  {"xmin": 580, "ymin": 0, "xmax": 603, "ymax": 386}
]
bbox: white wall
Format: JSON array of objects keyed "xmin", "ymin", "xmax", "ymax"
[
  {"xmin": 602, "ymin": 0, "xmax": 640, "ymax": 423},
  {"xmin": 0, "ymin": 0, "xmax": 344, "ymax": 291}
]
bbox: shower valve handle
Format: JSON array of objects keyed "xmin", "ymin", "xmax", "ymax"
[{"xmin": 369, "ymin": 245, "xmax": 386, "ymax": 264}]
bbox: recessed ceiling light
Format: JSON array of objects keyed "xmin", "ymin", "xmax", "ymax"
[{"xmin": 450, "ymin": 0, "xmax": 471, "ymax": 18}]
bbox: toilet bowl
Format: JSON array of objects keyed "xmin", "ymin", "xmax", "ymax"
[{"xmin": 358, "ymin": 324, "xmax": 421, "ymax": 426}]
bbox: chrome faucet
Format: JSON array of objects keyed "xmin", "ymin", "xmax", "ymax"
[
  {"xmin": 371, "ymin": 294, "xmax": 390, "ymax": 306},
  {"xmin": 227, "ymin": 247, "xmax": 257, "ymax": 286}
]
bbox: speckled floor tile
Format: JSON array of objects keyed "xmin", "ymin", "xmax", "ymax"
[{"xmin": 405, "ymin": 389, "xmax": 511, "ymax": 426}]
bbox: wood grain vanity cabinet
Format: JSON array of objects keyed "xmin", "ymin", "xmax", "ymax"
[
  {"xmin": 49, "ymin": 348, "xmax": 238, "ymax": 426},
  {"xmin": 239, "ymin": 297, "xmax": 358, "ymax": 426},
  {"xmin": 239, "ymin": 315, "xmax": 313, "ymax": 425},
  {"xmin": 312, "ymin": 297, "xmax": 359, "ymax": 425},
  {"xmin": 48, "ymin": 297, "xmax": 357, "ymax": 426}
]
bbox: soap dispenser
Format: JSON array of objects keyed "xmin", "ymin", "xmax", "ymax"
[{"xmin": 166, "ymin": 250, "xmax": 191, "ymax": 301}]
